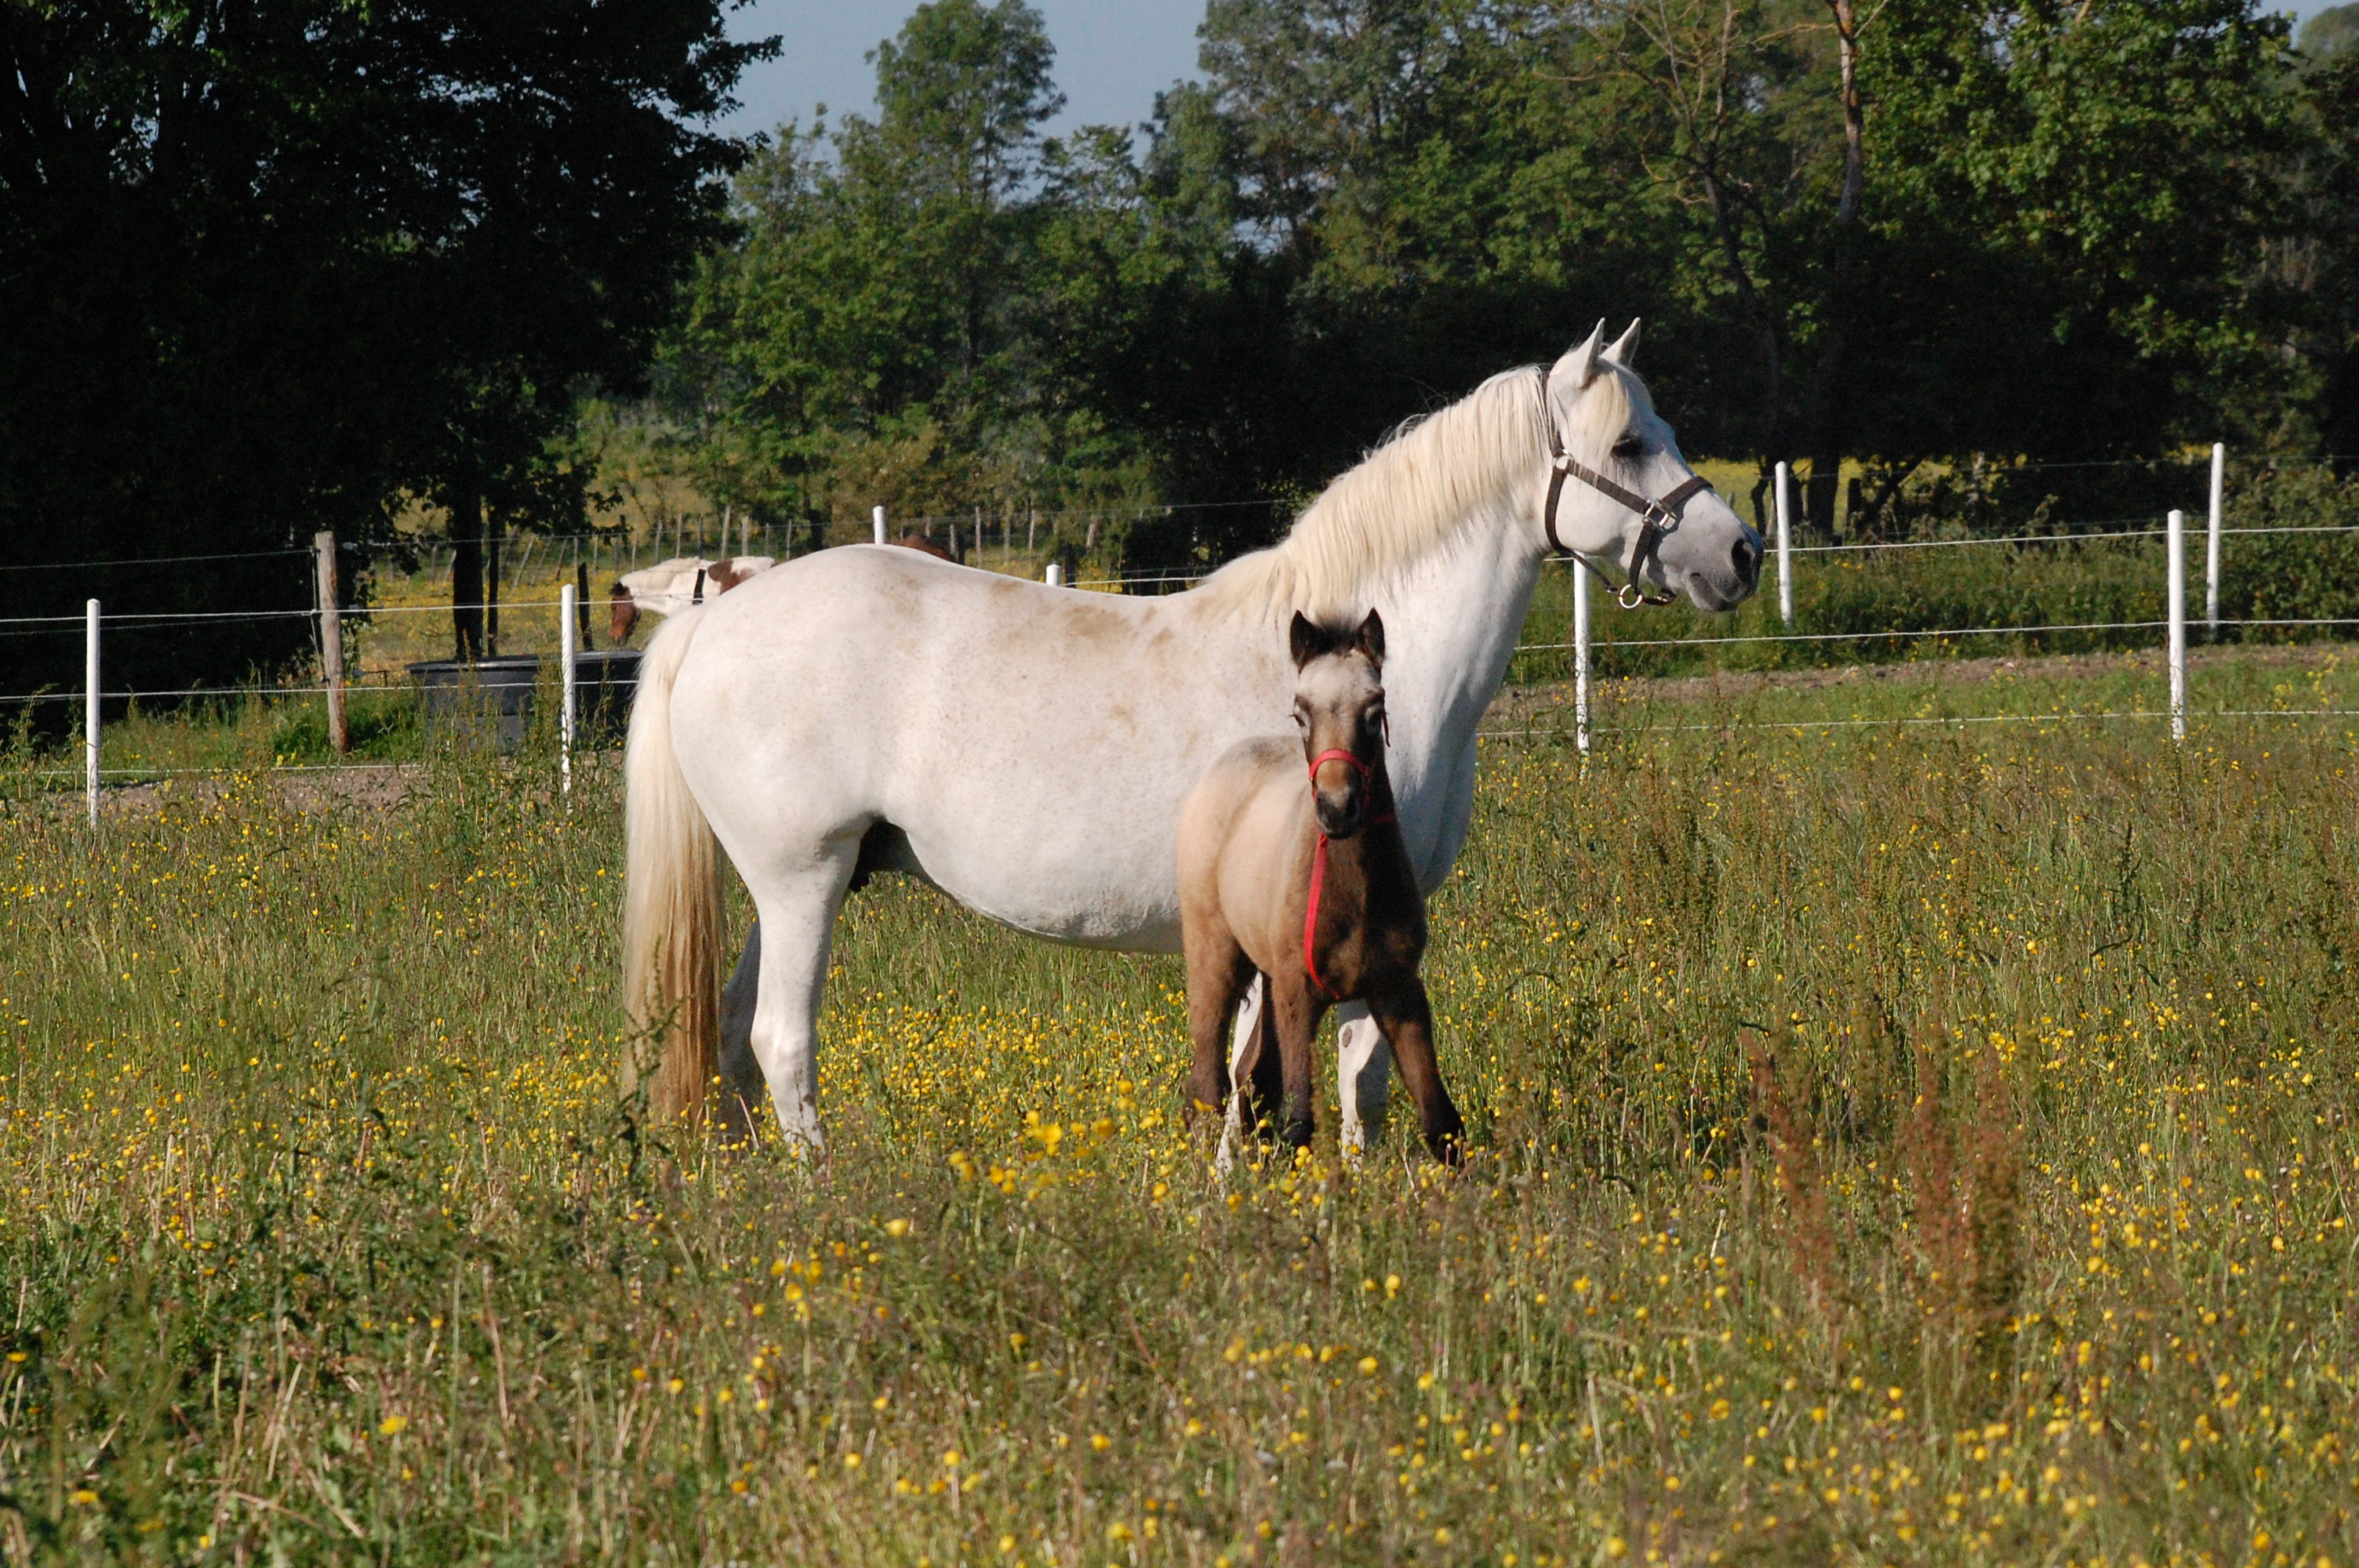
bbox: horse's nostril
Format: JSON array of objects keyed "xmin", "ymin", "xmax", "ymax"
[{"xmin": 1735, "ymin": 536, "xmax": 1761, "ymax": 583}]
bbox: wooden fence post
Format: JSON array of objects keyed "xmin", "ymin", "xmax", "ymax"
[{"xmin": 314, "ymin": 531, "xmax": 348, "ymax": 755}]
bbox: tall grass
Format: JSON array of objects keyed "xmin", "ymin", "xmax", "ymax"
[{"xmin": 2, "ymin": 655, "xmax": 2357, "ymax": 1565}]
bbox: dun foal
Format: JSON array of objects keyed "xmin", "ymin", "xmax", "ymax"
[{"xmin": 1178, "ymin": 611, "xmax": 1467, "ymax": 1163}]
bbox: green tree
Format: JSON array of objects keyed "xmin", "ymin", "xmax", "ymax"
[
  {"xmin": 1147, "ymin": 0, "xmax": 2303, "ymax": 532},
  {"xmin": 671, "ymin": 0, "xmax": 1170, "ymax": 532},
  {"xmin": 0, "ymin": 0, "xmax": 765, "ymax": 688},
  {"xmin": 2288, "ymin": 45, "xmax": 2359, "ymax": 454}
]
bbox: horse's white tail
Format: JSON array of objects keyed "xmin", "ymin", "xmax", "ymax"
[{"xmin": 621, "ymin": 607, "xmax": 723, "ymax": 1122}]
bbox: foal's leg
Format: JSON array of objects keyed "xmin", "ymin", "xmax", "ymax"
[
  {"xmin": 1368, "ymin": 978, "xmax": 1466, "ymax": 1166},
  {"xmin": 1267, "ymin": 975, "xmax": 1322, "ymax": 1154},
  {"xmin": 1185, "ymin": 926, "xmax": 1251, "ymax": 1135},
  {"xmin": 741, "ymin": 848, "xmax": 860, "ymax": 1151}
]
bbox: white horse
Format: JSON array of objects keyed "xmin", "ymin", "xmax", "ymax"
[{"xmin": 622, "ymin": 324, "xmax": 1762, "ymax": 1146}]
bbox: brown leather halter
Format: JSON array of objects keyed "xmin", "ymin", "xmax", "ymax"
[
  {"xmin": 1539, "ymin": 366, "xmax": 1716, "ymax": 609},
  {"xmin": 1303, "ymin": 748, "xmax": 1395, "ymax": 1002}
]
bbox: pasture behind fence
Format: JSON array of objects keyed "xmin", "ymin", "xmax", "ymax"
[{"xmin": 15, "ymin": 444, "xmax": 2359, "ymax": 812}]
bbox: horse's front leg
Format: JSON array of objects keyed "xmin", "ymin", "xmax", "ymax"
[
  {"xmin": 1334, "ymin": 1003, "xmax": 1392, "ymax": 1160},
  {"xmin": 1267, "ymin": 975, "xmax": 1322, "ymax": 1155},
  {"xmin": 1215, "ymin": 973, "xmax": 1270, "ymax": 1175},
  {"xmin": 1368, "ymin": 979, "xmax": 1465, "ymax": 1167}
]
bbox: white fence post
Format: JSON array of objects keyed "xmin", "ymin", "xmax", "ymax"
[
  {"xmin": 872, "ymin": 505, "xmax": 887, "ymax": 546},
  {"xmin": 1572, "ymin": 559, "xmax": 1591, "ymax": 756},
  {"xmin": 314, "ymin": 530, "xmax": 347, "ymax": 755},
  {"xmin": 559, "ymin": 581, "xmax": 578, "ymax": 795},
  {"xmin": 1773, "ymin": 461, "xmax": 1795, "ymax": 628},
  {"xmin": 84, "ymin": 598, "xmax": 100, "ymax": 826},
  {"xmin": 1045, "ymin": 562, "xmax": 1064, "ymax": 587},
  {"xmin": 2205, "ymin": 441, "xmax": 2225, "ymax": 633},
  {"xmin": 2167, "ymin": 509, "xmax": 2187, "ymax": 742}
]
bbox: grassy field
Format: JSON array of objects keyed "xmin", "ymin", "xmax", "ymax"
[{"xmin": 3, "ymin": 649, "xmax": 2358, "ymax": 1566}]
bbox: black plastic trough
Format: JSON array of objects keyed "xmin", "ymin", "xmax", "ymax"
[{"xmin": 407, "ymin": 649, "xmax": 641, "ymax": 750}]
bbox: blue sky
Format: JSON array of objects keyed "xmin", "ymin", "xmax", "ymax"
[
  {"xmin": 718, "ymin": 0, "xmax": 1208, "ymax": 142},
  {"xmin": 716, "ymin": 0, "xmax": 2348, "ymax": 143}
]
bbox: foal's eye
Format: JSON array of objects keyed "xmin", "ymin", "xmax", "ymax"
[{"xmin": 1612, "ymin": 433, "xmax": 1645, "ymax": 461}]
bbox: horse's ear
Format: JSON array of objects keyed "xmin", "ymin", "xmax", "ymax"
[
  {"xmin": 1356, "ymin": 608, "xmax": 1385, "ymax": 668},
  {"xmin": 1289, "ymin": 612, "xmax": 1325, "ymax": 669},
  {"xmin": 1603, "ymin": 318, "xmax": 1641, "ymax": 368},
  {"xmin": 1550, "ymin": 320, "xmax": 1609, "ymax": 392}
]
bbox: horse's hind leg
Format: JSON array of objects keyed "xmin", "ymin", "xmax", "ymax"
[
  {"xmin": 742, "ymin": 848, "xmax": 860, "ymax": 1150},
  {"xmin": 716, "ymin": 920, "xmax": 765, "ymax": 1143}
]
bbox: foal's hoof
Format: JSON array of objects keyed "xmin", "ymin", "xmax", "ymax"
[{"xmin": 1426, "ymin": 1128, "xmax": 1467, "ymax": 1169}]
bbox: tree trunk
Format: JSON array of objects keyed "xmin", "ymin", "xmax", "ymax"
[
  {"xmin": 1703, "ymin": 170, "xmax": 1786, "ymax": 484},
  {"xmin": 450, "ymin": 484, "xmax": 485, "ymax": 661},
  {"xmin": 1803, "ymin": 0, "xmax": 1866, "ymax": 539}
]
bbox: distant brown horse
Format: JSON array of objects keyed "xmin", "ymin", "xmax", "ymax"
[
  {"xmin": 891, "ymin": 532, "xmax": 956, "ymax": 562},
  {"xmin": 1176, "ymin": 609, "xmax": 1466, "ymax": 1163}
]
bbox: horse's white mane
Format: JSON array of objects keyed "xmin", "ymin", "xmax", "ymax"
[{"xmin": 1190, "ymin": 359, "xmax": 1642, "ymax": 621}]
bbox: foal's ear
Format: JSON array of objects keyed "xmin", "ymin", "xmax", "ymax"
[
  {"xmin": 1550, "ymin": 319, "xmax": 1610, "ymax": 392},
  {"xmin": 1355, "ymin": 608, "xmax": 1386, "ymax": 667},
  {"xmin": 1289, "ymin": 611, "xmax": 1329, "ymax": 669}
]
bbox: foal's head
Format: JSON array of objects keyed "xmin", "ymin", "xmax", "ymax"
[{"xmin": 1289, "ymin": 609, "xmax": 1387, "ymax": 838}]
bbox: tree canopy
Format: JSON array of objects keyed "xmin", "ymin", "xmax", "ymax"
[
  {"xmin": 9, "ymin": 0, "xmax": 2359, "ymax": 700},
  {"xmin": 0, "ymin": 0, "xmax": 765, "ymax": 688},
  {"xmin": 667, "ymin": 0, "xmax": 2354, "ymax": 554}
]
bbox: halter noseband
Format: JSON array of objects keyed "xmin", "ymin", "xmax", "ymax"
[
  {"xmin": 1307, "ymin": 747, "xmax": 1372, "ymax": 784},
  {"xmin": 1539, "ymin": 366, "xmax": 1715, "ymax": 609}
]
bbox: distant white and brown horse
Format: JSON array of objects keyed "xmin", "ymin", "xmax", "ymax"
[
  {"xmin": 623, "ymin": 325, "xmax": 1762, "ymax": 1148},
  {"xmin": 609, "ymin": 556, "xmax": 776, "ymax": 643}
]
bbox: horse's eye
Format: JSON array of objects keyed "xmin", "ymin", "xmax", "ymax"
[{"xmin": 1612, "ymin": 434, "xmax": 1645, "ymax": 461}]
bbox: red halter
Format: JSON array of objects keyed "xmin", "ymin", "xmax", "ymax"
[{"xmin": 1303, "ymin": 749, "xmax": 1394, "ymax": 1001}]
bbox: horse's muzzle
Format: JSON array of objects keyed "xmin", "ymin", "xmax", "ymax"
[
  {"xmin": 1315, "ymin": 796, "xmax": 1365, "ymax": 838},
  {"xmin": 1732, "ymin": 531, "xmax": 1763, "ymax": 590}
]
